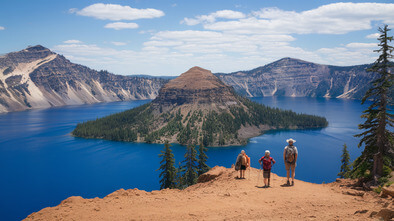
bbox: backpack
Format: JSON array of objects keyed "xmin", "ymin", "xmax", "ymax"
[
  {"xmin": 262, "ymin": 156, "xmax": 273, "ymax": 170},
  {"xmin": 235, "ymin": 154, "xmax": 242, "ymax": 171},
  {"xmin": 286, "ymin": 146, "xmax": 296, "ymax": 163}
]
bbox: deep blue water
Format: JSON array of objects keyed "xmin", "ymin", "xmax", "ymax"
[{"xmin": 0, "ymin": 97, "xmax": 366, "ymax": 220}]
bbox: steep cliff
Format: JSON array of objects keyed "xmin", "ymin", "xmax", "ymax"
[
  {"xmin": 0, "ymin": 45, "xmax": 168, "ymax": 113},
  {"xmin": 73, "ymin": 67, "xmax": 327, "ymax": 146},
  {"xmin": 216, "ymin": 58, "xmax": 375, "ymax": 99}
]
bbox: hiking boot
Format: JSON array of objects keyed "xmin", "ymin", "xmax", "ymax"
[
  {"xmin": 287, "ymin": 180, "xmax": 290, "ymax": 186},
  {"xmin": 291, "ymin": 181, "xmax": 294, "ymax": 186}
]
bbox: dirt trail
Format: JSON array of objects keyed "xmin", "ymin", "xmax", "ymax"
[{"xmin": 25, "ymin": 166, "xmax": 393, "ymax": 220}]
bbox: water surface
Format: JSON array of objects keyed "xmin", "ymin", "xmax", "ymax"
[{"xmin": 0, "ymin": 97, "xmax": 366, "ymax": 220}]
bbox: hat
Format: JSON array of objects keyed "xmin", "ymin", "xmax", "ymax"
[
  {"xmin": 265, "ymin": 150, "xmax": 270, "ymax": 155},
  {"xmin": 241, "ymin": 150, "xmax": 245, "ymax": 154},
  {"xmin": 286, "ymin": 138, "xmax": 296, "ymax": 143}
]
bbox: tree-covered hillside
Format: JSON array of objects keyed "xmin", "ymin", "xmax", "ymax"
[{"xmin": 72, "ymin": 95, "xmax": 328, "ymax": 146}]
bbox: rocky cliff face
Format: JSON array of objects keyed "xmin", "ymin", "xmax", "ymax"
[
  {"xmin": 152, "ymin": 67, "xmax": 239, "ymax": 111},
  {"xmin": 0, "ymin": 45, "xmax": 168, "ymax": 113},
  {"xmin": 216, "ymin": 58, "xmax": 375, "ymax": 99}
]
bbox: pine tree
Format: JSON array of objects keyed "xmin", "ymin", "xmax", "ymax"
[
  {"xmin": 338, "ymin": 144, "xmax": 351, "ymax": 178},
  {"xmin": 197, "ymin": 139, "xmax": 210, "ymax": 176},
  {"xmin": 175, "ymin": 162, "xmax": 185, "ymax": 189},
  {"xmin": 182, "ymin": 144, "xmax": 198, "ymax": 186},
  {"xmin": 354, "ymin": 24, "xmax": 394, "ymax": 183},
  {"xmin": 158, "ymin": 140, "xmax": 177, "ymax": 189}
]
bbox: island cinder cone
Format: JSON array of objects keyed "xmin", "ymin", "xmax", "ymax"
[
  {"xmin": 151, "ymin": 66, "xmax": 239, "ymax": 112},
  {"xmin": 72, "ymin": 67, "xmax": 328, "ymax": 146}
]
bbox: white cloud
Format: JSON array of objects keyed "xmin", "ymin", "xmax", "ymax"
[
  {"xmin": 346, "ymin": 43, "xmax": 377, "ymax": 48},
  {"xmin": 366, "ymin": 33, "xmax": 380, "ymax": 39},
  {"xmin": 56, "ymin": 3, "xmax": 391, "ymax": 75},
  {"xmin": 64, "ymin": 40, "xmax": 82, "ymax": 44},
  {"xmin": 74, "ymin": 3, "xmax": 164, "ymax": 21},
  {"xmin": 104, "ymin": 22, "xmax": 139, "ymax": 30},
  {"xmin": 111, "ymin": 41, "xmax": 127, "ymax": 46},
  {"xmin": 182, "ymin": 10, "xmax": 245, "ymax": 25},
  {"xmin": 198, "ymin": 3, "xmax": 394, "ymax": 35},
  {"xmin": 0, "ymin": 26, "xmax": 5, "ymax": 30}
]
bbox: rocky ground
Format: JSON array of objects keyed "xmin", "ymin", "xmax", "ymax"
[{"xmin": 25, "ymin": 166, "xmax": 393, "ymax": 221}]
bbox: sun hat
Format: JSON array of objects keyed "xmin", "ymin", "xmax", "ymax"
[{"xmin": 286, "ymin": 138, "xmax": 296, "ymax": 143}]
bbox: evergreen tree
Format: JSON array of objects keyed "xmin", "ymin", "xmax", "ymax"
[
  {"xmin": 338, "ymin": 144, "xmax": 351, "ymax": 178},
  {"xmin": 354, "ymin": 24, "xmax": 394, "ymax": 183},
  {"xmin": 175, "ymin": 162, "xmax": 186, "ymax": 189},
  {"xmin": 182, "ymin": 144, "xmax": 198, "ymax": 186},
  {"xmin": 197, "ymin": 139, "xmax": 210, "ymax": 176},
  {"xmin": 158, "ymin": 140, "xmax": 177, "ymax": 189}
]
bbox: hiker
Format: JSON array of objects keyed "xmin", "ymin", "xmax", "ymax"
[
  {"xmin": 258, "ymin": 150, "xmax": 276, "ymax": 188},
  {"xmin": 283, "ymin": 138, "xmax": 298, "ymax": 186},
  {"xmin": 235, "ymin": 150, "xmax": 248, "ymax": 179}
]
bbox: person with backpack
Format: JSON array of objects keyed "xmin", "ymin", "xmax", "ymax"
[
  {"xmin": 258, "ymin": 150, "xmax": 276, "ymax": 188},
  {"xmin": 235, "ymin": 150, "xmax": 248, "ymax": 179},
  {"xmin": 283, "ymin": 138, "xmax": 298, "ymax": 186}
]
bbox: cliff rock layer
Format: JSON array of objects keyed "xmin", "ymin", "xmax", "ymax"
[
  {"xmin": 216, "ymin": 58, "xmax": 375, "ymax": 99},
  {"xmin": 0, "ymin": 45, "xmax": 167, "ymax": 113}
]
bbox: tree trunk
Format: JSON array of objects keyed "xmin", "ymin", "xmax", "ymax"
[{"xmin": 373, "ymin": 152, "xmax": 383, "ymax": 185}]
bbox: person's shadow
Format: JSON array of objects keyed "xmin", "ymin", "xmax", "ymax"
[{"xmin": 280, "ymin": 183, "xmax": 292, "ymax": 187}]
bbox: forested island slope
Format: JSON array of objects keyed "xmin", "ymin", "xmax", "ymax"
[{"xmin": 72, "ymin": 67, "xmax": 327, "ymax": 146}]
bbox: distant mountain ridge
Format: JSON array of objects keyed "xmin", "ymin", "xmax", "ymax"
[
  {"xmin": 0, "ymin": 45, "xmax": 168, "ymax": 113},
  {"xmin": 216, "ymin": 57, "xmax": 376, "ymax": 99}
]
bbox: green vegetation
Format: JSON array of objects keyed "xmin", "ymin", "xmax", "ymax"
[
  {"xmin": 338, "ymin": 144, "xmax": 351, "ymax": 178},
  {"xmin": 73, "ymin": 96, "xmax": 328, "ymax": 146},
  {"xmin": 181, "ymin": 144, "xmax": 199, "ymax": 187},
  {"xmin": 197, "ymin": 140, "xmax": 210, "ymax": 176},
  {"xmin": 351, "ymin": 25, "xmax": 394, "ymax": 185},
  {"xmin": 157, "ymin": 141, "xmax": 210, "ymax": 190},
  {"xmin": 158, "ymin": 141, "xmax": 177, "ymax": 189}
]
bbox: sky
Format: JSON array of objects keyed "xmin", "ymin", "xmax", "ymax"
[{"xmin": 0, "ymin": 0, "xmax": 393, "ymax": 76}]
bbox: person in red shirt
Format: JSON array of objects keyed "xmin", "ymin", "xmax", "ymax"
[{"xmin": 258, "ymin": 150, "xmax": 276, "ymax": 188}]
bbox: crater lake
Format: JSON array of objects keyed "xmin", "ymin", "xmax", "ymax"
[{"xmin": 0, "ymin": 97, "xmax": 366, "ymax": 220}]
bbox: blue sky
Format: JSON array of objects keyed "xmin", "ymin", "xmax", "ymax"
[{"xmin": 0, "ymin": 0, "xmax": 393, "ymax": 76}]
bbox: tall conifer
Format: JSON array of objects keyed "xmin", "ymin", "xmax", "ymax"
[
  {"xmin": 338, "ymin": 144, "xmax": 351, "ymax": 178},
  {"xmin": 197, "ymin": 140, "xmax": 210, "ymax": 176},
  {"xmin": 182, "ymin": 144, "xmax": 198, "ymax": 186},
  {"xmin": 158, "ymin": 140, "xmax": 176, "ymax": 189},
  {"xmin": 354, "ymin": 25, "xmax": 393, "ymax": 183}
]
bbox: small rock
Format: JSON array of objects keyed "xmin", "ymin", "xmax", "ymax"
[
  {"xmin": 344, "ymin": 191, "xmax": 365, "ymax": 197},
  {"xmin": 375, "ymin": 209, "xmax": 394, "ymax": 221},
  {"xmin": 354, "ymin": 209, "xmax": 368, "ymax": 214},
  {"xmin": 369, "ymin": 211, "xmax": 378, "ymax": 217},
  {"xmin": 381, "ymin": 185, "xmax": 394, "ymax": 198}
]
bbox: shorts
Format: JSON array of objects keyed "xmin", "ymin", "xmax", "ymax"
[
  {"xmin": 285, "ymin": 162, "xmax": 296, "ymax": 171},
  {"xmin": 263, "ymin": 170, "xmax": 271, "ymax": 178},
  {"xmin": 240, "ymin": 165, "xmax": 246, "ymax": 170}
]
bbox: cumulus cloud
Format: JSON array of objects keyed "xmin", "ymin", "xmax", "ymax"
[
  {"xmin": 104, "ymin": 22, "xmax": 139, "ymax": 30},
  {"xmin": 194, "ymin": 3, "xmax": 394, "ymax": 35},
  {"xmin": 56, "ymin": 3, "xmax": 391, "ymax": 75},
  {"xmin": 366, "ymin": 33, "xmax": 380, "ymax": 39},
  {"xmin": 74, "ymin": 3, "xmax": 164, "ymax": 21},
  {"xmin": 64, "ymin": 40, "xmax": 82, "ymax": 44},
  {"xmin": 182, "ymin": 10, "xmax": 245, "ymax": 25},
  {"xmin": 0, "ymin": 26, "xmax": 5, "ymax": 30},
  {"xmin": 346, "ymin": 43, "xmax": 377, "ymax": 48}
]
